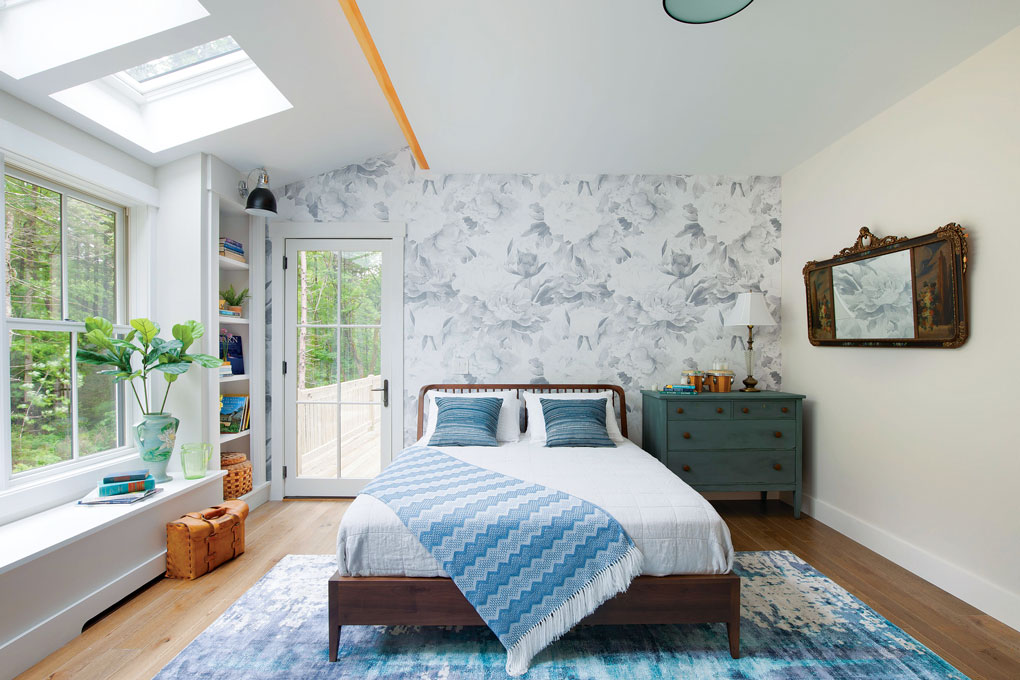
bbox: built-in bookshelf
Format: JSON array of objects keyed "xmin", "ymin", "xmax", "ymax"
[{"xmin": 206, "ymin": 156, "xmax": 268, "ymax": 509}]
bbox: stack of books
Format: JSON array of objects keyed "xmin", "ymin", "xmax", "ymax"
[
  {"xmin": 79, "ymin": 470, "xmax": 161, "ymax": 505},
  {"xmin": 219, "ymin": 238, "xmax": 247, "ymax": 264},
  {"xmin": 219, "ymin": 361, "xmax": 235, "ymax": 378},
  {"xmin": 219, "ymin": 308, "xmax": 242, "ymax": 318},
  {"xmin": 661, "ymin": 384, "xmax": 697, "ymax": 395},
  {"xmin": 220, "ymin": 394, "xmax": 251, "ymax": 433}
]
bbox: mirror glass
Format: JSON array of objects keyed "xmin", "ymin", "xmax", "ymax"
[{"xmin": 832, "ymin": 250, "xmax": 914, "ymax": 339}]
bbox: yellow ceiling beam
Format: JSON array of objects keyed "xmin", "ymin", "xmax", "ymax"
[{"xmin": 338, "ymin": 0, "xmax": 429, "ymax": 170}]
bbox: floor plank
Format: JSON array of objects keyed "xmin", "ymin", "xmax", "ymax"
[{"xmin": 13, "ymin": 499, "xmax": 1020, "ymax": 680}]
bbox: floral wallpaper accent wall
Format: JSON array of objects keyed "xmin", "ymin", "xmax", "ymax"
[{"xmin": 274, "ymin": 148, "xmax": 782, "ymax": 446}]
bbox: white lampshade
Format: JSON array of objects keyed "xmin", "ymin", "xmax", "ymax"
[{"xmin": 724, "ymin": 292, "xmax": 776, "ymax": 327}]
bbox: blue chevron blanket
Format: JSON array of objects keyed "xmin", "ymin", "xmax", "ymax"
[{"xmin": 360, "ymin": 445, "xmax": 643, "ymax": 675}]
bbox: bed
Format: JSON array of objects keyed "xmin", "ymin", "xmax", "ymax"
[{"xmin": 328, "ymin": 384, "xmax": 740, "ymax": 663}]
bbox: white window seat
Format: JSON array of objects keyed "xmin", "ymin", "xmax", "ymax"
[{"xmin": 0, "ymin": 471, "xmax": 226, "ymax": 678}]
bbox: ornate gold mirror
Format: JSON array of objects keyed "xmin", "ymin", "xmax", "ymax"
[{"xmin": 803, "ymin": 224, "xmax": 969, "ymax": 347}]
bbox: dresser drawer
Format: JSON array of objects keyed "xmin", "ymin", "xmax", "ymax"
[
  {"xmin": 666, "ymin": 402, "xmax": 731, "ymax": 420},
  {"xmin": 732, "ymin": 400, "xmax": 796, "ymax": 419},
  {"xmin": 668, "ymin": 450, "xmax": 796, "ymax": 486},
  {"xmin": 667, "ymin": 419, "xmax": 795, "ymax": 450}
]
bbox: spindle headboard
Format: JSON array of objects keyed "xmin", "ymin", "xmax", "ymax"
[{"xmin": 416, "ymin": 384, "xmax": 627, "ymax": 440}]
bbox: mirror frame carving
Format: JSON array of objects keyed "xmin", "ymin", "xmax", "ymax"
[{"xmin": 802, "ymin": 224, "xmax": 969, "ymax": 348}]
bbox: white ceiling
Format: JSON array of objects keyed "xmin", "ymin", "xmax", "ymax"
[
  {"xmin": 3, "ymin": 0, "xmax": 1020, "ymax": 183},
  {"xmin": 0, "ymin": 0, "xmax": 404, "ymax": 186},
  {"xmin": 361, "ymin": 0, "xmax": 1020, "ymax": 175}
]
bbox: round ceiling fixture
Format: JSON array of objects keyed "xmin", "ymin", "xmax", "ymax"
[{"xmin": 663, "ymin": 0, "xmax": 754, "ymax": 24}]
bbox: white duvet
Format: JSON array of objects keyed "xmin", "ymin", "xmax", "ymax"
[{"xmin": 336, "ymin": 437, "xmax": 735, "ymax": 577}]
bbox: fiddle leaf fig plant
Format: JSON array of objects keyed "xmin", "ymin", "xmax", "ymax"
[{"xmin": 76, "ymin": 317, "xmax": 222, "ymax": 415}]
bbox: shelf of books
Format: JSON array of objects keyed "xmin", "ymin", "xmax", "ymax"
[{"xmin": 209, "ymin": 176, "xmax": 267, "ymax": 508}]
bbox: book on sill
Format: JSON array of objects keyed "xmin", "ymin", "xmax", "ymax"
[
  {"xmin": 79, "ymin": 487, "xmax": 163, "ymax": 506},
  {"xmin": 102, "ymin": 469, "xmax": 149, "ymax": 484},
  {"xmin": 220, "ymin": 394, "xmax": 250, "ymax": 434},
  {"xmin": 99, "ymin": 474, "xmax": 155, "ymax": 497},
  {"xmin": 218, "ymin": 249, "xmax": 247, "ymax": 263}
]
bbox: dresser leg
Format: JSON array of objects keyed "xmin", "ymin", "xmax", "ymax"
[{"xmin": 793, "ymin": 488, "xmax": 802, "ymax": 519}]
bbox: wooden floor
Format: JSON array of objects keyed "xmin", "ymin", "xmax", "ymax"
[{"xmin": 15, "ymin": 499, "xmax": 1020, "ymax": 680}]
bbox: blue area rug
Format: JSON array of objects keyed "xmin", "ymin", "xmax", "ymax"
[{"xmin": 155, "ymin": 551, "xmax": 967, "ymax": 679}]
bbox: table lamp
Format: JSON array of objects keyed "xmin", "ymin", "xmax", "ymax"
[{"xmin": 724, "ymin": 291, "xmax": 776, "ymax": 392}]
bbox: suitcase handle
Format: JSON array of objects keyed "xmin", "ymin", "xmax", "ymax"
[{"xmin": 194, "ymin": 507, "xmax": 227, "ymax": 520}]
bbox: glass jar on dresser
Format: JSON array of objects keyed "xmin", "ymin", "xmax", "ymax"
[{"xmin": 641, "ymin": 390, "xmax": 806, "ymax": 518}]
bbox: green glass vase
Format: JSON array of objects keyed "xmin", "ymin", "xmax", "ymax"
[{"xmin": 133, "ymin": 413, "xmax": 179, "ymax": 483}]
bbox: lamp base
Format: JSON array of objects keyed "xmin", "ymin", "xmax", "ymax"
[{"xmin": 740, "ymin": 375, "xmax": 760, "ymax": 392}]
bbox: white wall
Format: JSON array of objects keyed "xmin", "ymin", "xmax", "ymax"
[{"xmin": 782, "ymin": 27, "xmax": 1020, "ymax": 630}]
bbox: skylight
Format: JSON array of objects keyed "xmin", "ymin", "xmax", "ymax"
[
  {"xmin": 51, "ymin": 37, "xmax": 292, "ymax": 153},
  {"xmin": 0, "ymin": 0, "xmax": 209, "ymax": 79},
  {"xmin": 123, "ymin": 37, "xmax": 241, "ymax": 84}
]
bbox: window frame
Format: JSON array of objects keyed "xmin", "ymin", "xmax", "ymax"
[{"xmin": 1, "ymin": 164, "xmax": 131, "ymax": 491}]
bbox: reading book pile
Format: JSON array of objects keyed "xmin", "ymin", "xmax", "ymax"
[
  {"xmin": 79, "ymin": 469, "xmax": 162, "ymax": 505},
  {"xmin": 219, "ymin": 237, "xmax": 247, "ymax": 264},
  {"xmin": 661, "ymin": 384, "xmax": 697, "ymax": 395},
  {"xmin": 220, "ymin": 394, "xmax": 250, "ymax": 433}
]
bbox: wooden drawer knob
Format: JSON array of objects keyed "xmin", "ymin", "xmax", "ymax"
[
  {"xmin": 682, "ymin": 464, "xmax": 691, "ymax": 472},
  {"xmin": 716, "ymin": 407, "xmax": 724, "ymax": 414},
  {"xmin": 781, "ymin": 406, "xmax": 789, "ymax": 413},
  {"xmin": 677, "ymin": 407, "xmax": 684, "ymax": 414},
  {"xmin": 683, "ymin": 432, "xmax": 691, "ymax": 439},
  {"xmin": 773, "ymin": 463, "xmax": 782, "ymax": 471},
  {"xmin": 774, "ymin": 431, "xmax": 783, "ymax": 438},
  {"xmin": 742, "ymin": 407, "xmax": 749, "ymax": 413}
]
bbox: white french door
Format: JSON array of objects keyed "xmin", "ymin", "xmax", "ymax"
[{"xmin": 283, "ymin": 237, "xmax": 401, "ymax": 496}]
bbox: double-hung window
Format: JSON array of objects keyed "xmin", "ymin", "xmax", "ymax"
[{"xmin": 2, "ymin": 167, "xmax": 129, "ymax": 488}]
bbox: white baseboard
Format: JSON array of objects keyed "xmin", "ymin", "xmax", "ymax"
[
  {"xmin": 802, "ymin": 493, "xmax": 1020, "ymax": 632},
  {"xmin": 0, "ymin": 553, "xmax": 165, "ymax": 679},
  {"xmin": 239, "ymin": 481, "xmax": 271, "ymax": 511}
]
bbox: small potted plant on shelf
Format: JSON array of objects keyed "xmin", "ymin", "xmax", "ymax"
[
  {"xmin": 220, "ymin": 285, "xmax": 250, "ymax": 317},
  {"xmin": 76, "ymin": 317, "xmax": 221, "ymax": 482}
]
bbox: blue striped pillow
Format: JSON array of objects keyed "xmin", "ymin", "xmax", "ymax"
[
  {"xmin": 428, "ymin": 397, "xmax": 502, "ymax": 447},
  {"xmin": 540, "ymin": 398, "xmax": 616, "ymax": 448}
]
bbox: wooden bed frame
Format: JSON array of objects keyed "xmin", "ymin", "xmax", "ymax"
[{"xmin": 328, "ymin": 384, "xmax": 740, "ymax": 662}]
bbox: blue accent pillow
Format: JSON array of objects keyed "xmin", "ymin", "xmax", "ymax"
[
  {"xmin": 540, "ymin": 398, "xmax": 616, "ymax": 448},
  {"xmin": 428, "ymin": 396, "xmax": 502, "ymax": 447}
]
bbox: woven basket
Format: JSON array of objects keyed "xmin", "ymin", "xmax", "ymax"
[
  {"xmin": 221, "ymin": 452, "xmax": 246, "ymax": 467},
  {"xmin": 222, "ymin": 455, "xmax": 253, "ymax": 500}
]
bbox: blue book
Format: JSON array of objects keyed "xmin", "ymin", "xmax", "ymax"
[
  {"xmin": 102, "ymin": 469, "xmax": 149, "ymax": 484},
  {"xmin": 98, "ymin": 474, "xmax": 155, "ymax": 497},
  {"xmin": 219, "ymin": 243, "xmax": 245, "ymax": 255}
]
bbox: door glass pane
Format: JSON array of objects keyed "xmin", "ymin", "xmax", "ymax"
[
  {"xmin": 340, "ymin": 251, "xmax": 381, "ymax": 325},
  {"xmin": 4, "ymin": 175, "xmax": 62, "ymax": 320},
  {"xmin": 9, "ymin": 330, "xmax": 71, "ymax": 473},
  {"xmin": 66, "ymin": 196, "xmax": 117, "ymax": 322},
  {"xmin": 296, "ymin": 250, "xmax": 338, "ymax": 325},
  {"xmin": 297, "ymin": 326, "xmax": 337, "ymax": 396},
  {"xmin": 340, "ymin": 327, "xmax": 381, "ymax": 384},
  {"xmin": 296, "ymin": 403, "xmax": 337, "ymax": 478},
  {"xmin": 341, "ymin": 403, "xmax": 381, "ymax": 479},
  {"xmin": 78, "ymin": 360, "xmax": 119, "ymax": 456}
]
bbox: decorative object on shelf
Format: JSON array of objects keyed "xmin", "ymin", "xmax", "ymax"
[
  {"xmin": 221, "ymin": 453, "xmax": 253, "ymax": 499},
  {"xmin": 181, "ymin": 443, "xmax": 213, "ymax": 480},
  {"xmin": 803, "ymin": 224, "xmax": 969, "ymax": 348},
  {"xmin": 220, "ymin": 329, "xmax": 244, "ymax": 374},
  {"xmin": 76, "ymin": 317, "xmax": 221, "ymax": 482},
  {"xmin": 704, "ymin": 369, "xmax": 735, "ymax": 393},
  {"xmin": 680, "ymin": 369, "xmax": 703, "ymax": 392},
  {"xmin": 238, "ymin": 167, "xmax": 277, "ymax": 217},
  {"xmin": 165, "ymin": 500, "xmax": 250, "ymax": 579},
  {"xmin": 220, "ymin": 284, "xmax": 250, "ymax": 316},
  {"xmin": 663, "ymin": 0, "xmax": 754, "ymax": 24},
  {"xmin": 724, "ymin": 292, "xmax": 777, "ymax": 392},
  {"xmin": 220, "ymin": 394, "xmax": 250, "ymax": 434}
]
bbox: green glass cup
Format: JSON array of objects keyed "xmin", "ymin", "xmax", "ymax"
[{"xmin": 180, "ymin": 443, "xmax": 213, "ymax": 480}]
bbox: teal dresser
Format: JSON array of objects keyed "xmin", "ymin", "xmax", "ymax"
[{"xmin": 641, "ymin": 390, "xmax": 805, "ymax": 518}]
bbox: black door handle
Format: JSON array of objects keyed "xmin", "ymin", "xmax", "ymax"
[{"xmin": 371, "ymin": 379, "xmax": 389, "ymax": 407}]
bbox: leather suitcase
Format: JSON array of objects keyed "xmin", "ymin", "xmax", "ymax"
[{"xmin": 166, "ymin": 500, "xmax": 249, "ymax": 579}]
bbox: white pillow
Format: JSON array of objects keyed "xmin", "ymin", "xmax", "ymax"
[
  {"xmin": 423, "ymin": 390, "xmax": 521, "ymax": 443},
  {"xmin": 523, "ymin": 391, "xmax": 627, "ymax": 444}
]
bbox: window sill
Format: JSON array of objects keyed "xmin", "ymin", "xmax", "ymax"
[
  {"xmin": 0, "ymin": 470, "xmax": 226, "ymax": 576},
  {"xmin": 0, "ymin": 450, "xmax": 144, "ymax": 525}
]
